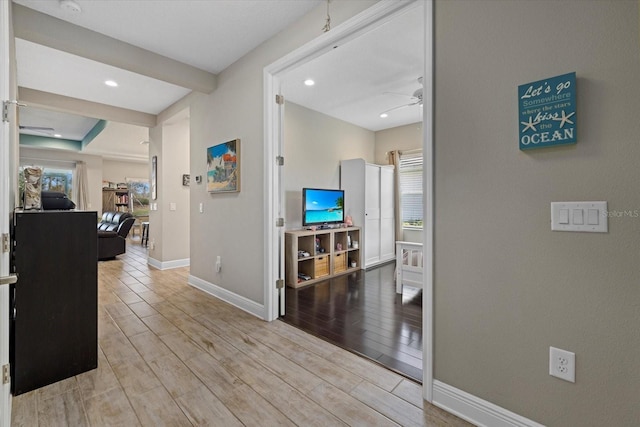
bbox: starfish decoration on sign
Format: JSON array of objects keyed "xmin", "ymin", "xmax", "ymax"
[
  {"xmin": 553, "ymin": 110, "xmax": 575, "ymax": 128},
  {"xmin": 521, "ymin": 116, "xmax": 538, "ymax": 132}
]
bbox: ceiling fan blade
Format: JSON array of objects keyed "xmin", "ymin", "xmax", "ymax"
[
  {"xmin": 383, "ymin": 91, "xmax": 419, "ymax": 100},
  {"xmin": 19, "ymin": 125, "xmax": 55, "ymax": 131},
  {"xmin": 380, "ymin": 101, "xmax": 421, "ymax": 116}
]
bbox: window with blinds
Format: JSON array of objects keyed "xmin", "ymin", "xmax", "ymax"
[{"xmin": 399, "ymin": 152, "xmax": 423, "ymax": 229}]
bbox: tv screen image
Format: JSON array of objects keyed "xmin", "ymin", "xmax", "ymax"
[{"xmin": 303, "ymin": 188, "xmax": 344, "ymax": 226}]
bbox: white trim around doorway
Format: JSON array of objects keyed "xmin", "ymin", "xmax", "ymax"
[{"xmin": 262, "ymin": 0, "xmax": 434, "ymax": 402}]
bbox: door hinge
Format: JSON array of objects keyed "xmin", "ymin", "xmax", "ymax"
[
  {"xmin": 276, "ymin": 217, "xmax": 285, "ymax": 227},
  {"xmin": 1, "ymin": 233, "xmax": 9, "ymax": 253},
  {"xmin": 275, "ymin": 94, "xmax": 284, "ymax": 105},
  {"xmin": 3, "ymin": 100, "xmax": 26, "ymax": 122},
  {"xmin": 276, "ymin": 156, "xmax": 284, "ymax": 166},
  {"xmin": 2, "ymin": 101, "xmax": 9, "ymax": 122},
  {"xmin": 276, "ymin": 279, "xmax": 284, "ymax": 289},
  {"xmin": 2, "ymin": 364, "xmax": 9, "ymax": 384}
]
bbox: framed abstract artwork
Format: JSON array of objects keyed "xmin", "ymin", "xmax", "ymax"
[
  {"xmin": 151, "ymin": 155, "xmax": 157, "ymax": 200},
  {"xmin": 207, "ymin": 139, "xmax": 240, "ymax": 193}
]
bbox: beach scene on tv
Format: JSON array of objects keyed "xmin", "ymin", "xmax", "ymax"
[{"xmin": 305, "ymin": 189, "xmax": 344, "ymax": 224}]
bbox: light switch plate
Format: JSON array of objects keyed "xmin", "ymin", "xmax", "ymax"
[{"xmin": 551, "ymin": 201, "xmax": 607, "ymax": 232}]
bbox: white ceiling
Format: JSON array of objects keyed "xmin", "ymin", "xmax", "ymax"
[
  {"xmin": 282, "ymin": 3, "xmax": 424, "ymax": 131},
  {"xmin": 12, "ymin": 0, "xmax": 423, "ymax": 158},
  {"xmin": 16, "ymin": 38, "xmax": 191, "ymax": 115},
  {"xmin": 83, "ymin": 121, "xmax": 149, "ymax": 161},
  {"xmin": 14, "ymin": 0, "xmax": 324, "ymax": 74}
]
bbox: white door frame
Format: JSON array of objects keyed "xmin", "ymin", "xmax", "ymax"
[
  {"xmin": 0, "ymin": 0, "xmax": 13, "ymax": 423},
  {"xmin": 263, "ymin": 0, "xmax": 434, "ymax": 402},
  {"xmin": 422, "ymin": 0, "xmax": 434, "ymax": 402}
]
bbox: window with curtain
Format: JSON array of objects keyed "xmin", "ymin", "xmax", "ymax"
[{"xmin": 399, "ymin": 152, "xmax": 423, "ymax": 229}]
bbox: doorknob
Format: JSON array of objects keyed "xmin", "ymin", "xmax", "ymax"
[{"xmin": 0, "ymin": 274, "xmax": 17, "ymax": 286}]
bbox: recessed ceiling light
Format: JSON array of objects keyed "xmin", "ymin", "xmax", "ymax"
[
  {"xmin": 304, "ymin": 79, "xmax": 315, "ymax": 86},
  {"xmin": 105, "ymin": 80, "xmax": 118, "ymax": 87},
  {"xmin": 380, "ymin": 113, "xmax": 388, "ymax": 118},
  {"xmin": 59, "ymin": 0, "xmax": 82, "ymax": 13},
  {"xmin": 53, "ymin": 134, "xmax": 62, "ymax": 138}
]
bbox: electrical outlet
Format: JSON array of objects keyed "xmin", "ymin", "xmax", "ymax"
[
  {"xmin": 215, "ymin": 256, "xmax": 221, "ymax": 272},
  {"xmin": 549, "ymin": 346, "xmax": 575, "ymax": 382}
]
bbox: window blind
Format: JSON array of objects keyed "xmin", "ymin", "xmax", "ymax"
[{"xmin": 399, "ymin": 152, "xmax": 423, "ymax": 228}]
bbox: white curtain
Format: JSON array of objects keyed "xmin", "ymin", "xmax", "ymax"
[
  {"xmin": 75, "ymin": 161, "xmax": 89, "ymax": 210},
  {"xmin": 389, "ymin": 150, "xmax": 404, "ymax": 242}
]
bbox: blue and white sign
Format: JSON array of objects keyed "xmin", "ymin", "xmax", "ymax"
[{"xmin": 518, "ymin": 72, "xmax": 576, "ymax": 150}]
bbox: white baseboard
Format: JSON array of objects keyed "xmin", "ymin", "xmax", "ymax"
[
  {"xmin": 188, "ymin": 274, "xmax": 265, "ymax": 320},
  {"xmin": 147, "ymin": 257, "xmax": 190, "ymax": 270},
  {"xmin": 433, "ymin": 381, "xmax": 544, "ymax": 427}
]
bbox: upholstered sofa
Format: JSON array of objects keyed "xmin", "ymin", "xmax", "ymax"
[
  {"xmin": 97, "ymin": 212, "xmax": 135, "ymax": 260},
  {"xmin": 41, "ymin": 191, "xmax": 76, "ymax": 210}
]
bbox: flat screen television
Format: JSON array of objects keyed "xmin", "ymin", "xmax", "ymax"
[{"xmin": 302, "ymin": 188, "xmax": 344, "ymax": 227}]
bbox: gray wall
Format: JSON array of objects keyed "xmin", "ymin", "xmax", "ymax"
[
  {"xmin": 374, "ymin": 121, "xmax": 422, "ymax": 164},
  {"xmin": 284, "ymin": 102, "xmax": 375, "ymax": 229},
  {"xmin": 161, "ymin": 113, "xmax": 190, "ymax": 262},
  {"xmin": 102, "ymin": 159, "xmax": 148, "ymax": 185},
  {"xmin": 181, "ymin": 1, "xmax": 377, "ymax": 304},
  {"xmin": 434, "ymin": 1, "xmax": 639, "ymax": 425}
]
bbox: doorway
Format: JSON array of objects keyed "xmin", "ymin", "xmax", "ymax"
[{"xmin": 264, "ymin": 0, "xmax": 433, "ymax": 400}]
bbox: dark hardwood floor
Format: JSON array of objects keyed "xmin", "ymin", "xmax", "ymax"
[{"xmin": 282, "ymin": 261, "xmax": 423, "ymax": 382}]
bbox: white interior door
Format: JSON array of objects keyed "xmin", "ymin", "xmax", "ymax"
[{"xmin": 0, "ymin": 0, "xmax": 13, "ymax": 424}]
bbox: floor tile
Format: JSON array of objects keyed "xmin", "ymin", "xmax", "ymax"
[
  {"xmin": 128, "ymin": 386, "xmax": 192, "ymax": 426},
  {"xmin": 37, "ymin": 388, "xmax": 88, "ymax": 427},
  {"xmin": 12, "ymin": 242, "xmax": 468, "ymax": 427},
  {"xmin": 83, "ymin": 387, "xmax": 141, "ymax": 426}
]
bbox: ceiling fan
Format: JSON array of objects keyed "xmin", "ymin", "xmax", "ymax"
[{"xmin": 380, "ymin": 77, "xmax": 423, "ymax": 117}]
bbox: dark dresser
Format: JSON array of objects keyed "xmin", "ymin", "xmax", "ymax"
[{"xmin": 10, "ymin": 210, "xmax": 98, "ymax": 395}]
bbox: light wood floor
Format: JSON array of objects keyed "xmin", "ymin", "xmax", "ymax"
[{"xmin": 11, "ymin": 242, "xmax": 471, "ymax": 426}]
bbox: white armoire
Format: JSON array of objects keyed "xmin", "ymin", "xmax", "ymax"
[{"xmin": 340, "ymin": 158, "xmax": 395, "ymax": 268}]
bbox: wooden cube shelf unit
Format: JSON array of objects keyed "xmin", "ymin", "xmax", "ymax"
[{"xmin": 285, "ymin": 227, "xmax": 361, "ymax": 288}]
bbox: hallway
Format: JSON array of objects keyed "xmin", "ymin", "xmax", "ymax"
[{"xmin": 11, "ymin": 243, "xmax": 469, "ymax": 426}]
